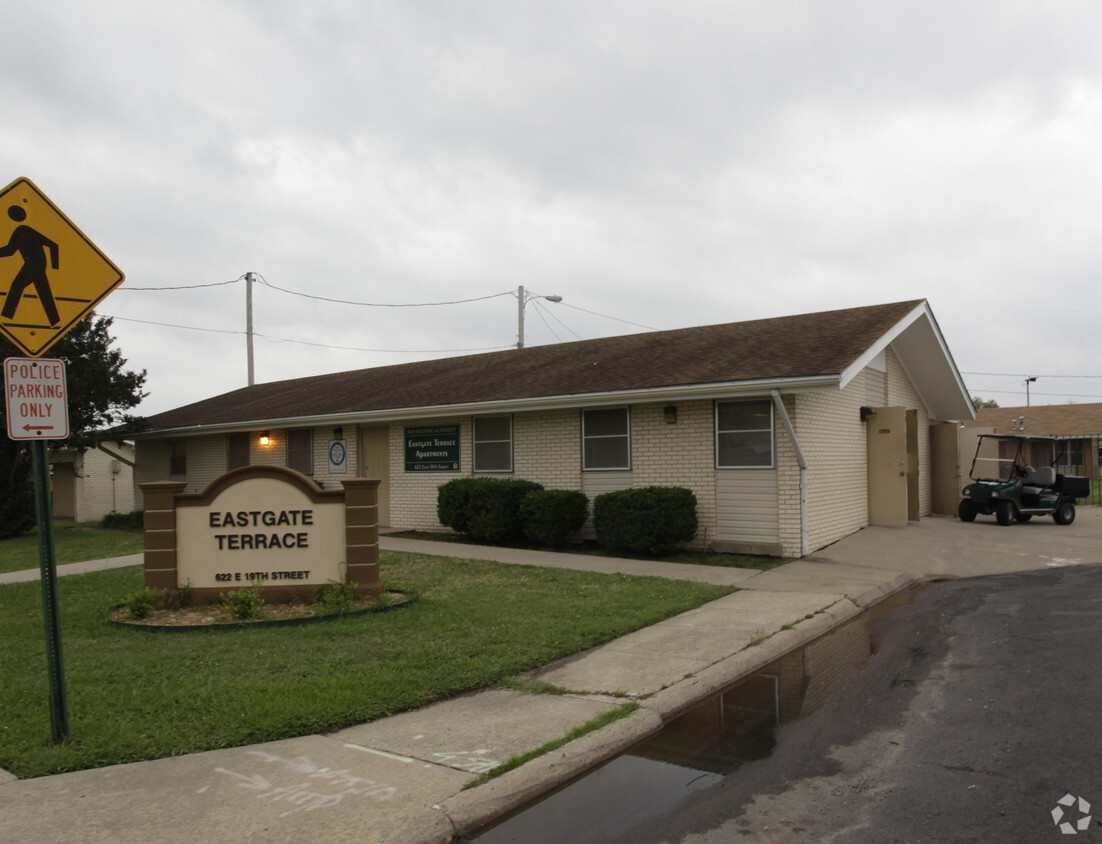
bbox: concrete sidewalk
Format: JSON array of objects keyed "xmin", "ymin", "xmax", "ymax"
[{"xmin": 2, "ymin": 511, "xmax": 1099, "ymax": 843}]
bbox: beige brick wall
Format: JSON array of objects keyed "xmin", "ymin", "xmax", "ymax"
[
  {"xmin": 389, "ymin": 418, "xmax": 468, "ymax": 530},
  {"xmin": 133, "ymin": 428, "xmax": 360, "ymax": 499},
  {"xmin": 385, "ymin": 403, "xmax": 719, "ymax": 542},
  {"xmin": 514, "ymin": 408, "xmax": 582, "ymax": 488},
  {"xmin": 632, "ymin": 401, "xmax": 715, "ymax": 547},
  {"xmin": 73, "ymin": 445, "xmax": 135, "ymax": 520},
  {"xmin": 133, "ymin": 436, "xmax": 223, "ymax": 495}
]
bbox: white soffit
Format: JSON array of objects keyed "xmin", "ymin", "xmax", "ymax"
[{"xmin": 842, "ymin": 301, "xmax": 974, "ymax": 421}]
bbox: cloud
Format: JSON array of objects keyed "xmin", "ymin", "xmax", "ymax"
[{"xmin": 2, "ymin": 1, "xmax": 1101, "ymax": 413}]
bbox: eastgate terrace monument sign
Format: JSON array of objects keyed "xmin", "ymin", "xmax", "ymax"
[{"xmin": 141, "ymin": 466, "xmax": 382, "ymax": 603}]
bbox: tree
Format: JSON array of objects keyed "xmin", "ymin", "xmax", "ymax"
[
  {"xmin": 0, "ymin": 314, "xmax": 146, "ymax": 537},
  {"xmin": 972, "ymin": 396, "xmax": 999, "ymax": 409}
]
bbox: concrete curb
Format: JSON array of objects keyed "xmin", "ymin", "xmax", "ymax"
[
  {"xmin": 436, "ymin": 590, "xmax": 904, "ymax": 839},
  {"xmin": 439, "ymin": 707, "xmax": 664, "ymax": 837},
  {"xmin": 848, "ymin": 571, "xmax": 914, "ymax": 607},
  {"xmin": 645, "ymin": 596, "xmax": 864, "ymax": 722}
]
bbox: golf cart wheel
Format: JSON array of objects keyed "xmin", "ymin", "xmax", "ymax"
[
  {"xmin": 958, "ymin": 499, "xmax": 977, "ymax": 522},
  {"xmin": 1015, "ymin": 513, "xmax": 1033, "ymax": 523},
  {"xmin": 1053, "ymin": 501, "xmax": 1076, "ymax": 526},
  {"xmin": 996, "ymin": 500, "xmax": 1016, "ymax": 526}
]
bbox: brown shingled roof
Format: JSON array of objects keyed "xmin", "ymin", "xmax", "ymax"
[
  {"xmin": 139, "ymin": 300, "xmax": 925, "ymax": 433},
  {"xmin": 966, "ymin": 403, "xmax": 1102, "ymax": 436}
]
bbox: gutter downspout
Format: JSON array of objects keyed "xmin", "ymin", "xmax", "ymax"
[{"xmin": 771, "ymin": 389, "xmax": 808, "ymax": 557}]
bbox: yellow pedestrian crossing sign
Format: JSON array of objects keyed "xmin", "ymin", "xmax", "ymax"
[{"xmin": 0, "ymin": 177, "xmax": 124, "ymax": 357}]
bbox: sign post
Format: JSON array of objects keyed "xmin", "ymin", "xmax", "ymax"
[
  {"xmin": 1, "ymin": 176, "xmax": 125, "ymax": 744},
  {"xmin": 32, "ymin": 437, "xmax": 67, "ymax": 742},
  {"xmin": 4, "ymin": 356, "xmax": 73, "ymax": 742}
]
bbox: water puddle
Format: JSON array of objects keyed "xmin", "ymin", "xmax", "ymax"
[{"xmin": 469, "ymin": 587, "xmax": 924, "ymax": 843}]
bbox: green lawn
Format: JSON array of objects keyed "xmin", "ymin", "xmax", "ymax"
[
  {"xmin": 0, "ymin": 526, "xmax": 143, "ymax": 574},
  {"xmin": 0, "ymin": 550, "xmax": 734, "ymax": 780}
]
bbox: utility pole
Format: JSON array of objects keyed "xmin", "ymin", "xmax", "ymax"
[
  {"xmin": 516, "ymin": 285, "xmax": 563, "ymax": 349},
  {"xmin": 1026, "ymin": 376, "xmax": 1037, "ymax": 407},
  {"xmin": 246, "ymin": 272, "xmax": 255, "ymax": 386},
  {"xmin": 517, "ymin": 284, "xmax": 526, "ymax": 348}
]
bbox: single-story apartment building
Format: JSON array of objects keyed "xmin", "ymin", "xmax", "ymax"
[{"xmin": 126, "ymin": 299, "xmax": 975, "ymax": 557}]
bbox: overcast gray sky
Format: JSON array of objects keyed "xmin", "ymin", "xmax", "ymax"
[{"xmin": 2, "ymin": 1, "xmax": 1099, "ymax": 416}]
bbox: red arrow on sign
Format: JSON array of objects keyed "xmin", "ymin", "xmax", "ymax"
[{"xmin": 23, "ymin": 425, "xmax": 55, "ymax": 432}]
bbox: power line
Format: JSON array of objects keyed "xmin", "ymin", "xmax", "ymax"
[
  {"xmin": 558, "ymin": 301, "xmax": 660, "ymax": 332},
  {"xmin": 254, "ymin": 333, "xmax": 509, "ymax": 355},
  {"xmin": 253, "ymin": 274, "xmax": 514, "ymax": 308},
  {"xmin": 974, "ymin": 392, "xmax": 1102, "ymax": 401},
  {"xmin": 962, "ymin": 371, "xmax": 1102, "ymax": 379},
  {"xmin": 118, "ymin": 277, "xmax": 245, "ymax": 291},
  {"xmin": 532, "ymin": 299, "xmax": 583, "ymax": 342},
  {"xmin": 120, "ymin": 273, "xmax": 515, "ymax": 308},
  {"xmin": 103, "ymin": 314, "xmax": 512, "ymax": 354}
]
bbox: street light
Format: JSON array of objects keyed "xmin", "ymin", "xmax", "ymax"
[
  {"xmin": 516, "ymin": 285, "xmax": 563, "ymax": 349},
  {"xmin": 1025, "ymin": 376, "xmax": 1037, "ymax": 406}
]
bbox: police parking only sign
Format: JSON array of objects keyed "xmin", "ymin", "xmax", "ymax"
[{"xmin": 4, "ymin": 357, "xmax": 69, "ymax": 441}]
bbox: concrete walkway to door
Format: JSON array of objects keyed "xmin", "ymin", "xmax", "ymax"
[{"xmin": 733, "ymin": 506, "xmax": 1102, "ymax": 604}]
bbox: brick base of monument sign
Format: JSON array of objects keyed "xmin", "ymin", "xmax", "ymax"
[{"xmin": 141, "ymin": 467, "xmax": 382, "ymax": 603}]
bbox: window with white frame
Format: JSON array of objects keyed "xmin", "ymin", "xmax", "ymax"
[
  {"xmin": 474, "ymin": 415, "xmax": 513, "ymax": 472},
  {"xmin": 287, "ymin": 429, "xmax": 313, "ymax": 475},
  {"xmin": 716, "ymin": 400, "xmax": 774, "ymax": 468},
  {"xmin": 583, "ymin": 407, "xmax": 631, "ymax": 470}
]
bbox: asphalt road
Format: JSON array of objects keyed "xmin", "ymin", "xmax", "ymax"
[{"xmin": 600, "ymin": 563, "xmax": 1102, "ymax": 843}]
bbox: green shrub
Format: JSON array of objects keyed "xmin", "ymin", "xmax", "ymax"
[
  {"xmin": 593, "ymin": 486, "xmax": 699, "ymax": 556},
  {"xmin": 125, "ymin": 587, "xmax": 166, "ymax": 620},
  {"xmin": 437, "ymin": 477, "xmax": 545, "ymax": 544},
  {"xmin": 521, "ymin": 489, "xmax": 589, "ymax": 548},
  {"xmin": 319, "ymin": 580, "xmax": 361, "ymax": 615},
  {"xmin": 468, "ymin": 478, "xmax": 544, "ymax": 544},
  {"xmin": 101, "ymin": 510, "xmax": 144, "ymax": 530},
  {"xmin": 436, "ymin": 478, "xmax": 483, "ymax": 533},
  {"xmin": 220, "ymin": 577, "xmax": 266, "ymax": 620}
]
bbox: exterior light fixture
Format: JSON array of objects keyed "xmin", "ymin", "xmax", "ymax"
[
  {"xmin": 259, "ymin": 431, "xmax": 270, "ymax": 446},
  {"xmin": 860, "ymin": 407, "xmax": 877, "ymax": 422},
  {"xmin": 664, "ymin": 405, "xmax": 678, "ymax": 424}
]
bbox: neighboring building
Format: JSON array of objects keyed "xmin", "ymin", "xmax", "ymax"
[
  {"xmin": 963, "ymin": 403, "xmax": 1102, "ymax": 479},
  {"xmin": 50, "ymin": 442, "xmax": 136, "ymax": 522},
  {"xmin": 126, "ymin": 300, "xmax": 974, "ymax": 557}
]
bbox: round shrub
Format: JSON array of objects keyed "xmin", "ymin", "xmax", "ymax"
[
  {"xmin": 466, "ymin": 478, "xmax": 544, "ymax": 544},
  {"xmin": 593, "ymin": 486, "xmax": 699, "ymax": 556},
  {"xmin": 437, "ymin": 477, "xmax": 545, "ymax": 544},
  {"xmin": 521, "ymin": 489, "xmax": 589, "ymax": 548},
  {"xmin": 437, "ymin": 477, "xmax": 482, "ymax": 533}
]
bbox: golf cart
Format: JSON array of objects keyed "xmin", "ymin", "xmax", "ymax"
[{"xmin": 958, "ymin": 434, "xmax": 1089, "ymax": 526}]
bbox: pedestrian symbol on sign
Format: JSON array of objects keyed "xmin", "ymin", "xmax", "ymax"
[{"xmin": 1, "ymin": 203, "xmax": 62, "ymax": 327}]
